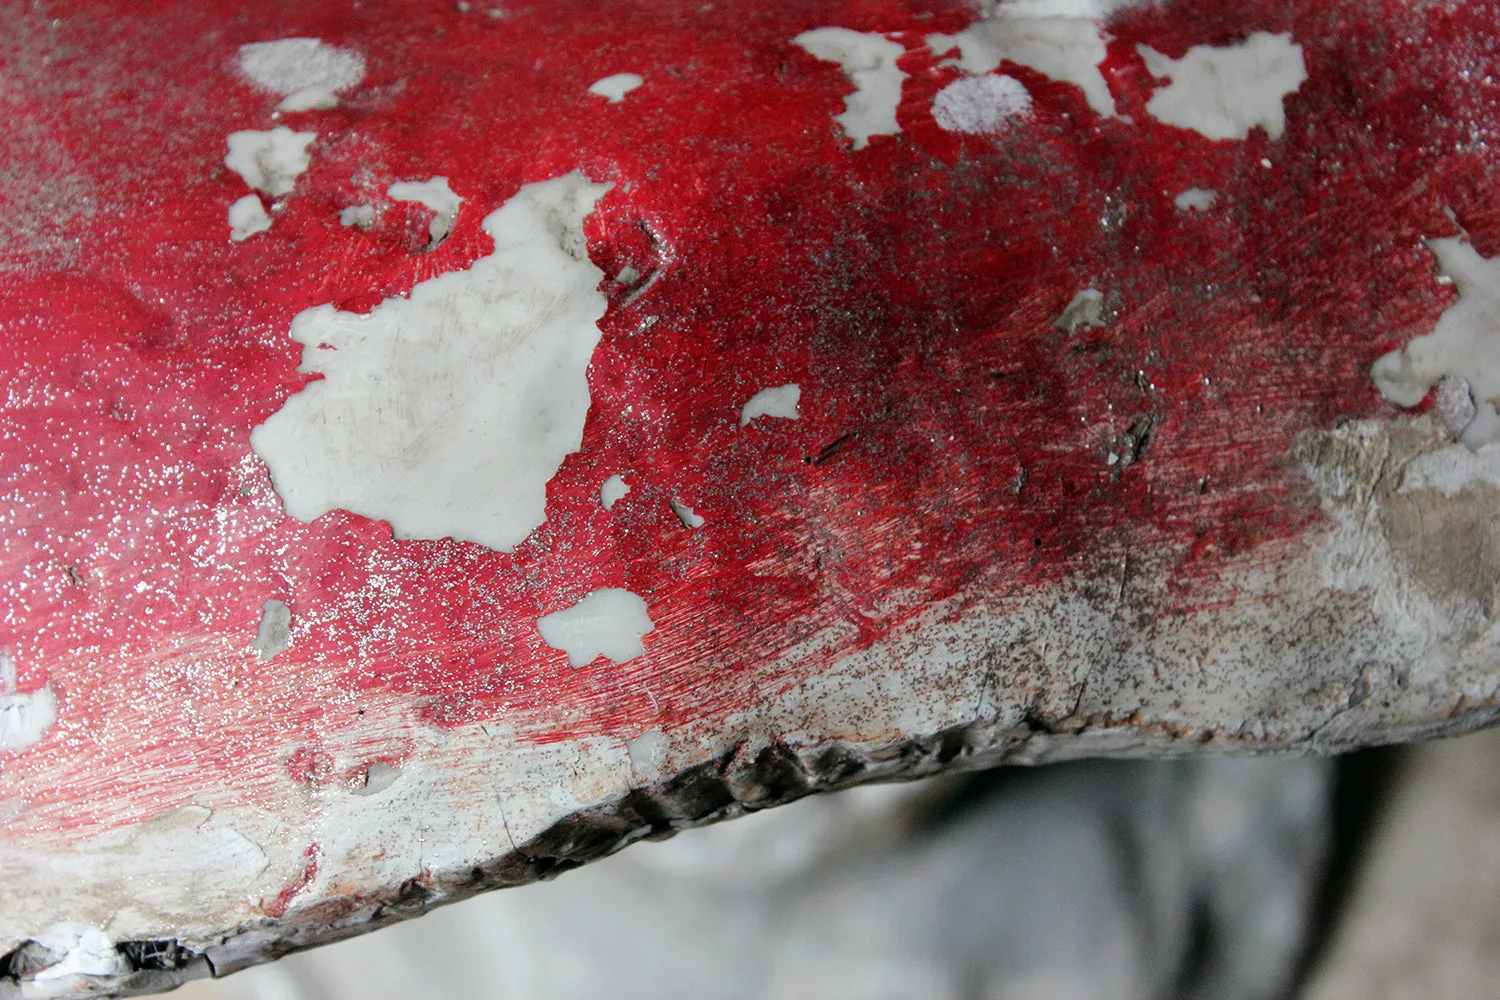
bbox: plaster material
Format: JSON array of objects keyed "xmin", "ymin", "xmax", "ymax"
[
  {"xmin": 588, "ymin": 74, "xmax": 644, "ymax": 103},
  {"xmin": 792, "ymin": 29, "xmax": 906, "ymax": 148},
  {"xmin": 228, "ymin": 195, "xmax": 272, "ymax": 241},
  {"xmin": 251, "ymin": 172, "xmax": 612, "ymax": 551},
  {"xmin": 1372, "ymin": 237, "xmax": 1500, "ymax": 448},
  {"xmin": 599, "ymin": 474, "xmax": 630, "ymax": 510},
  {"xmin": 1137, "ymin": 32, "xmax": 1307, "ymax": 140},
  {"xmin": 237, "ymin": 39, "xmax": 366, "ymax": 106},
  {"xmin": 387, "ymin": 177, "xmax": 463, "ymax": 246},
  {"xmin": 1174, "ymin": 187, "xmax": 1217, "ymax": 212},
  {"xmin": 739, "ymin": 384, "xmax": 801, "ymax": 425},
  {"xmin": 536, "ymin": 588, "xmax": 655, "ymax": 667},
  {"xmin": 931, "ymin": 75, "xmax": 1032, "ymax": 133},
  {"xmin": 253, "ymin": 600, "xmax": 293, "ymax": 662},
  {"xmin": 929, "ymin": 14, "xmax": 1118, "ymax": 118},
  {"xmin": 224, "ymin": 128, "xmax": 316, "ymax": 197},
  {"xmin": 0, "ymin": 653, "xmax": 54, "ymax": 753}
]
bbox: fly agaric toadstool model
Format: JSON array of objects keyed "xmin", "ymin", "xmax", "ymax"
[{"xmin": 2, "ymin": 0, "xmax": 1499, "ymax": 993}]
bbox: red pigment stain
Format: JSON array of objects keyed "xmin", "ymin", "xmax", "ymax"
[
  {"xmin": 0, "ymin": 0, "xmax": 1496, "ymax": 836},
  {"xmin": 260, "ymin": 844, "xmax": 321, "ymax": 919}
]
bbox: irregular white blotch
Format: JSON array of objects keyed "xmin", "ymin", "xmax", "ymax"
[
  {"xmin": 588, "ymin": 73, "xmax": 644, "ymax": 103},
  {"xmin": 352, "ymin": 761, "xmax": 402, "ymax": 796},
  {"xmin": 625, "ymin": 728, "xmax": 668, "ymax": 779},
  {"xmin": 228, "ymin": 193, "xmax": 272, "ymax": 241},
  {"xmin": 1400, "ymin": 442, "xmax": 1500, "ymax": 496},
  {"xmin": 277, "ymin": 86, "xmax": 339, "ymax": 112},
  {"xmin": 225, "ymin": 127, "xmax": 315, "ymax": 197},
  {"xmin": 1053, "ymin": 288, "xmax": 1105, "ymax": 332},
  {"xmin": 536, "ymin": 588, "xmax": 655, "ymax": 667},
  {"xmin": 1174, "ymin": 187, "xmax": 1217, "ymax": 212},
  {"xmin": 388, "ymin": 176, "xmax": 463, "ymax": 246},
  {"xmin": 932, "ymin": 74, "xmax": 1032, "ymax": 133},
  {"xmin": 1137, "ymin": 32, "xmax": 1307, "ymax": 140},
  {"xmin": 740, "ymin": 383, "xmax": 802, "ymax": 425},
  {"xmin": 253, "ymin": 599, "xmax": 292, "ymax": 661},
  {"xmin": 1372, "ymin": 238, "xmax": 1500, "ymax": 448},
  {"xmin": 792, "ymin": 28, "xmax": 907, "ymax": 148},
  {"xmin": 251, "ymin": 172, "xmax": 613, "ymax": 551},
  {"xmin": 237, "ymin": 38, "xmax": 366, "ymax": 100},
  {"xmin": 29, "ymin": 923, "xmax": 127, "ymax": 981},
  {"xmin": 0, "ymin": 652, "xmax": 55, "ymax": 752},
  {"xmin": 339, "ymin": 204, "xmax": 376, "ymax": 228},
  {"xmin": 670, "ymin": 498, "xmax": 706, "ymax": 528},
  {"xmin": 929, "ymin": 15, "xmax": 1118, "ymax": 118},
  {"xmin": 600, "ymin": 474, "xmax": 630, "ymax": 510}
]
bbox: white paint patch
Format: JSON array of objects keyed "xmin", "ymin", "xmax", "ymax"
[
  {"xmin": 29, "ymin": 923, "xmax": 127, "ymax": 981},
  {"xmin": 740, "ymin": 383, "xmax": 802, "ymax": 425},
  {"xmin": 0, "ymin": 652, "xmax": 55, "ymax": 752},
  {"xmin": 224, "ymin": 127, "xmax": 315, "ymax": 197},
  {"xmin": 932, "ymin": 74, "xmax": 1032, "ymax": 133},
  {"xmin": 929, "ymin": 16, "xmax": 1117, "ymax": 118},
  {"xmin": 1137, "ymin": 32, "xmax": 1307, "ymax": 140},
  {"xmin": 1174, "ymin": 187, "xmax": 1217, "ymax": 212},
  {"xmin": 1053, "ymin": 288, "xmax": 1105, "ymax": 332},
  {"xmin": 792, "ymin": 28, "xmax": 907, "ymax": 148},
  {"xmin": 253, "ymin": 599, "xmax": 292, "ymax": 661},
  {"xmin": 228, "ymin": 194, "xmax": 272, "ymax": 241},
  {"xmin": 625, "ymin": 728, "xmax": 668, "ymax": 779},
  {"xmin": 339, "ymin": 204, "xmax": 376, "ymax": 228},
  {"xmin": 588, "ymin": 73, "xmax": 644, "ymax": 103},
  {"xmin": 1371, "ymin": 237, "xmax": 1500, "ymax": 448},
  {"xmin": 277, "ymin": 86, "xmax": 340, "ymax": 112},
  {"xmin": 671, "ymin": 498, "xmax": 706, "ymax": 528},
  {"xmin": 536, "ymin": 588, "xmax": 655, "ymax": 667},
  {"xmin": 237, "ymin": 38, "xmax": 366, "ymax": 104},
  {"xmin": 388, "ymin": 176, "xmax": 463, "ymax": 246},
  {"xmin": 251, "ymin": 172, "xmax": 613, "ymax": 551},
  {"xmin": 1399, "ymin": 442, "xmax": 1500, "ymax": 496},
  {"xmin": 600, "ymin": 474, "xmax": 630, "ymax": 510}
]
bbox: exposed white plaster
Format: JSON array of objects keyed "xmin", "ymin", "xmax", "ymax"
[
  {"xmin": 253, "ymin": 599, "xmax": 292, "ymax": 661},
  {"xmin": 1054, "ymin": 288, "xmax": 1105, "ymax": 332},
  {"xmin": 600, "ymin": 474, "xmax": 630, "ymax": 510},
  {"xmin": 671, "ymin": 498, "xmax": 706, "ymax": 528},
  {"xmin": 1137, "ymin": 32, "xmax": 1307, "ymax": 140},
  {"xmin": 277, "ymin": 86, "xmax": 339, "ymax": 112},
  {"xmin": 352, "ymin": 761, "xmax": 402, "ymax": 797},
  {"xmin": 228, "ymin": 194, "xmax": 272, "ymax": 241},
  {"xmin": 929, "ymin": 15, "xmax": 1118, "ymax": 118},
  {"xmin": 0, "ymin": 652, "xmax": 55, "ymax": 752},
  {"xmin": 1399, "ymin": 443, "xmax": 1500, "ymax": 496},
  {"xmin": 932, "ymin": 74, "xmax": 1032, "ymax": 133},
  {"xmin": 224, "ymin": 127, "xmax": 315, "ymax": 197},
  {"xmin": 588, "ymin": 73, "xmax": 644, "ymax": 103},
  {"xmin": 237, "ymin": 38, "xmax": 366, "ymax": 103},
  {"xmin": 29, "ymin": 923, "xmax": 127, "ymax": 981},
  {"xmin": 388, "ymin": 176, "xmax": 463, "ymax": 246},
  {"xmin": 339, "ymin": 204, "xmax": 376, "ymax": 228},
  {"xmin": 625, "ymin": 728, "xmax": 668, "ymax": 780},
  {"xmin": 1371, "ymin": 237, "xmax": 1500, "ymax": 448},
  {"xmin": 537, "ymin": 588, "xmax": 655, "ymax": 667},
  {"xmin": 740, "ymin": 383, "xmax": 802, "ymax": 425},
  {"xmin": 251, "ymin": 172, "xmax": 612, "ymax": 551},
  {"xmin": 1174, "ymin": 187, "xmax": 1217, "ymax": 212},
  {"xmin": 792, "ymin": 28, "xmax": 907, "ymax": 148}
]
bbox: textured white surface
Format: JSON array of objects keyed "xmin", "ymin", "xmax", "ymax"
[
  {"xmin": 739, "ymin": 384, "xmax": 801, "ymax": 425},
  {"xmin": 251, "ymin": 172, "xmax": 612, "ymax": 551},
  {"xmin": 587, "ymin": 73, "xmax": 644, "ymax": 103},
  {"xmin": 599, "ymin": 474, "xmax": 630, "ymax": 510},
  {"xmin": 1174, "ymin": 187, "xmax": 1217, "ymax": 212},
  {"xmin": 792, "ymin": 28, "xmax": 907, "ymax": 148},
  {"xmin": 0, "ymin": 652, "xmax": 54, "ymax": 752},
  {"xmin": 236, "ymin": 39, "xmax": 365, "ymax": 99},
  {"xmin": 536, "ymin": 588, "xmax": 655, "ymax": 667},
  {"xmin": 228, "ymin": 195, "xmax": 272, "ymax": 241},
  {"xmin": 1137, "ymin": 32, "xmax": 1307, "ymax": 140},
  {"xmin": 387, "ymin": 177, "xmax": 463, "ymax": 245},
  {"xmin": 1372, "ymin": 237, "xmax": 1500, "ymax": 447},
  {"xmin": 224, "ymin": 128, "xmax": 315, "ymax": 197},
  {"xmin": 932, "ymin": 74, "xmax": 1032, "ymax": 133},
  {"xmin": 929, "ymin": 15, "xmax": 1117, "ymax": 118}
]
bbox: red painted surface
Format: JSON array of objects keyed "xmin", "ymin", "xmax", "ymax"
[{"xmin": 0, "ymin": 0, "xmax": 1496, "ymax": 837}]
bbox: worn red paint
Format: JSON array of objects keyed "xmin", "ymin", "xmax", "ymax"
[
  {"xmin": 0, "ymin": 0, "xmax": 1496, "ymax": 837},
  {"xmin": 260, "ymin": 844, "xmax": 321, "ymax": 918}
]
